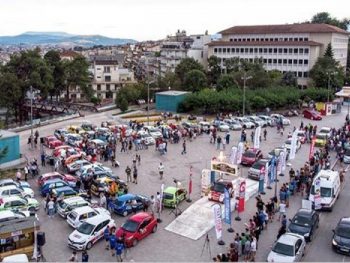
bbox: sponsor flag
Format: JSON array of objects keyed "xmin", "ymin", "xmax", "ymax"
[
  {"xmin": 212, "ymin": 204, "xmax": 223, "ymax": 240},
  {"xmin": 224, "ymin": 188, "xmax": 231, "ymax": 225},
  {"xmin": 229, "ymin": 146, "xmax": 238, "ymax": 165},
  {"xmin": 237, "ymin": 142, "xmax": 244, "ymax": 164},
  {"xmin": 309, "ymin": 137, "xmax": 316, "ymax": 160},
  {"xmin": 238, "ymin": 180, "xmax": 246, "ymax": 213},
  {"xmin": 289, "ymin": 130, "xmax": 298, "ymax": 160},
  {"xmin": 159, "ymin": 184, "xmax": 164, "ymax": 213},
  {"xmin": 254, "ymin": 126, "xmax": 261, "ymax": 149}
]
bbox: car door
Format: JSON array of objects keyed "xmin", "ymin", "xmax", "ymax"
[
  {"xmin": 10, "ymin": 200, "xmax": 26, "ymax": 211},
  {"xmin": 93, "ymin": 220, "xmax": 109, "ymax": 242},
  {"xmin": 1, "ymin": 190, "xmax": 10, "ymax": 197},
  {"xmin": 138, "ymin": 218, "xmax": 152, "ymax": 239},
  {"xmin": 10, "ymin": 189, "xmax": 22, "ymax": 197},
  {"xmin": 294, "ymin": 239, "xmax": 303, "ymax": 261}
]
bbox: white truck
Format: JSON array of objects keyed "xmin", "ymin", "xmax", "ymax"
[{"xmin": 309, "ymin": 170, "xmax": 340, "ymax": 211}]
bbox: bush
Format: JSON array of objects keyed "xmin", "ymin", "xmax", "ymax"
[
  {"xmin": 90, "ymin": 96, "xmax": 101, "ymax": 105},
  {"xmin": 117, "ymin": 96, "xmax": 128, "ymax": 112}
]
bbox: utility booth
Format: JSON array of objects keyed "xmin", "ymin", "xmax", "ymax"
[
  {"xmin": 0, "ymin": 217, "xmax": 42, "ymax": 260},
  {"xmin": 0, "ymin": 130, "xmax": 20, "ymax": 165},
  {"xmin": 155, "ymin": 91, "xmax": 190, "ymax": 113}
]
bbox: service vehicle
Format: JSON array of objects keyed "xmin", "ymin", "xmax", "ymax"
[
  {"xmin": 309, "ymin": 170, "xmax": 340, "ymax": 211},
  {"xmin": 57, "ymin": 196, "xmax": 90, "ymax": 218},
  {"xmin": 67, "ymin": 206, "xmax": 111, "ymax": 228},
  {"xmin": 267, "ymin": 233, "xmax": 306, "ymax": 262},
  {"xmin": 0, "ymin": 185, "xmax": 34, "ymax": 199},
  {"xmin": 314, "ymin": 133, "xmax": 328, "ymax": 147},
  {"xmin": 303, "ymin": 109, "xmax": 322, "ymax": 120},
  {"xmin": 332, "ymin": 217, "xmax": 350, "ymax": 255},
  {"xmin": 43, "ymin": 135, "xmax": 63, "ymax": 149},
  {"xmin": 0, "ymin": 196, "xmax": 39, "ymax": 212},
  {"xmin": 208, "ymin": 180, "xmax": 233, "ymax": 203},
  {"xmin": 115, "ymin": 212, "xmax": 157, "ymax": 247},
  {"xmin": 162, "ymin": 187, "xmax": 187, "ymax": 208},
  {"xmin": 68, "ymin": 214, "xmax": 116, "ymax": 250},
  {"xmin": 248, "ymin": 159, "xmax": 271, "ymax": 180},
  {"xmin": 241, "ymin": 148, "xmax": 263, "ymax": 166},
  {"xmin": 288, "ymin": 208, "xmax": 319, "ymax": 241},
  {"xmin": 109, "ymin": 194, "xmax": 150, "ymax": 216}
]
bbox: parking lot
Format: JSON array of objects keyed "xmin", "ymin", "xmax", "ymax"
[{"xmin": 16, "ymin": 108, "xmax": 350, "ymax": 262}]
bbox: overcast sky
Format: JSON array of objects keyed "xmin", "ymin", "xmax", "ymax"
[{"xmin": 0, "ymin": 0, "xmax": 348, "ymax": 41}]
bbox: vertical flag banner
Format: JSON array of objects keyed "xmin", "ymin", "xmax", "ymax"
[
  {"xmin": 159, "ymin": 183, "xmax": 164, "ymax": 213},
  {"xmin": 280, "ymin": 150, "xmax": 286, "ymax": 172},
  {"xmin": 309, "ymin": 137, "xmax": 316, "ymax": 160},
  {"xmin": 289, "ymin": 130, "xmax": 298, "ymax": 160},
  {"xmin": 264, "ymin": 160, "xmax": 269, "ymax": 185},
  {"xmin": 237, "ymin": 142, "xmax": 244, "ymax": 164},
  {"xmin": 254, "ymin": 126, "xmax": 261, "ymax": 149},
  {"xmin": 212, "ymin": 204, "xmax": 223, "ymax": 241},
  {"xmin": 259, "ymin": 166, "xmax": 265, "ymax": 193},
  {"xmin": 224, "ymin": 188, "xmax": 231, "ymax": 225},
  {"xmin": 201, "ymin": 169, "xmax": 211, "ymax": 196},
  {"xmin": 314, "ymin": 178, "xmax": 321, "ymax": 210},
  {"xmin": 229, "ymin": 146, "xmax": 238, "ymax": 165},
  {"xmin": 238, "ymin": 180, "xmax": 246, "ymax": 213},
  {"xmin": 270, "ymin": 156, "xmax": 276, "ymax": 184},
  {"xmin": 277, "ymin": 155, "xmax": 282, "ymax": 175}
]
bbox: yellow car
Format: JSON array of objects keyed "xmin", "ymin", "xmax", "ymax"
[
  {"xmin": 67, "ymin": 125, "xmax": 82, "ymax": 134},
  {"xmin": 315, "ymin": 133, "xmax": 327, "ymax": 147}
]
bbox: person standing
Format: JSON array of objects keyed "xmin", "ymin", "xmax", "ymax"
[
  {"xmin": 263, "ymin": 129, "xmax": 267, "ymax": 141},
  {"xmin": 47, "ymin": 199, "xmax": 55, "ymax": 218},
  {"xmin": 150, "ymin": 195, "xmax": 155, "ymax": 215},
  {"xmin": 24, "ymin": 165, "xmax": 29, "ymax": 181},
  {"xmin": 125, "ymin": 166, "xmax": 132, "ymax": 183},
  {"xmin": 16, "ymin": 169, "xmax": 22, "ymax": 182},
  {"xmin": 115, "ymin": 239, "xmax": 125, "ymax": 262},
  {"xmin": 41, "ymin": 153, "xmax": 46, "ymax": 167},
  {"xmin": 136, "ymin": 154, "xmax": 141, "ymax": 165},
  {"xmin": 158, "ymin": 163, "xmax": 164, "ymax": 179},
  {"xmin": 100, "ymin": 193, "xmax": 107, "ymax": 209},
  {"xmin": 216, "ymin": 136, "xmax": 222, "ymax": 150},
  {"xmin": 225, "ymin": 132, "xmax": 230, "ymax": 145},
  {"xmin": 82, "ymin": 251, "xmax": 89, "ymax": 262},
  {"xmin": 109, "ymin": 228, "xmax": 117, "ymax": 256},
  {"xmin": 68, "ymin": 251, "xmax": 78, "ymax": 262},
  {"xmin": 133, "ymin": 167, "xmax": 138, "ymax": 184},
  {"xmin": 181, "ymin": 139, "xmax": 187, "ymax": 155},
  {"xmin": 104, "ymin": 225, "xmax": 110, "ymax": 250}
]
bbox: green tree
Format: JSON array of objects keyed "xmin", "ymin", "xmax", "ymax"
[
  {"xmin": 0, "ymin": 73, "xmax": 21, "ymax": 125},
  {"xmin": 324, "ymin": 43, "xmax": 334, "ymax": 58},
  {"xmin": 158, "ymin": 71, "xmax": 181, "ymax": 90},
  {"xmin": 175, "ymin": 58, "xmax": 204, "ymax": 88},
  {"xmin": 183, "ymin": 69, "xmax": 207, "ymax": 92},
  {"xmin": 268, "ymin": 70, "xmax": 283, "ymax": 86},
  {"xmin": 63, "ymin": 55, "xmax": 91, "ymax": 101},
  {"xmin": 207, "ymin": 56, "xmax": 221, "ymax": 86},
  {"xmin": 311, "ymin": 12, "xmax": 349, "ymax": 30},
  {"xmin": 281, "ymin": 72, "xmax": 298, "ymax": 87},
  {"xmin": 44, "ymin": 50, "xmax": 66, "ymax": 100},
  {"xmin": 217, "ymin": 74, "xmax": 237, "ymax": 91},
  {"xmin": 224, "ymin": 57, "xmax": 240, "ymax": 73},
  {"xmin": 116, "ymin": 95, "xmax": 128, "ymax": 112}
]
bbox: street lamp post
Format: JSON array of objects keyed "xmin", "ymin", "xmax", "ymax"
[
  {"xmin": 241, "ymin": 73, "xmax": 252, "ymax": 116},
  {"xmin": 327, "ymin": 71, "xmax": 338, "ymax": 103},
  {"xmin": 29, "ymin": 86, "xmax": 34, "ymax": 149}
]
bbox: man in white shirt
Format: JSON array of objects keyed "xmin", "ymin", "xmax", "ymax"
[{"xmin": 158, "ymin": 163, "xmax": 164, "ymax": 180}]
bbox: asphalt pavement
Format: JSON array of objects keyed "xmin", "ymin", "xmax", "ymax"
[{"xmin": 15, "ymin": 108, "xmax": 350, "ymax": 262}]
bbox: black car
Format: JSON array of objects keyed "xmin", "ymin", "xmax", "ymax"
[
  {"xmin": 332, "ymin": 217, "xmax": 350, "ymax": 255},
  {"xmin": 288, "ymin": 208, "xmax": 319, "ymax": 242}
]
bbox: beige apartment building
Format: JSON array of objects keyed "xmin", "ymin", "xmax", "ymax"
[{"xmin": 208, "ymin": 23, "xmax": 349, "ymax": 87}]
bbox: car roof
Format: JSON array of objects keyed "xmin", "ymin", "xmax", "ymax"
[
  {"xmin": 295, "ymin": 209, "xmax": 313, "ymax": 217},
  {"xmin": 0, "ymin": 196, "xmax": 23, "ymax": 202},
  {"xmin": 0, "ymin": 179, "xmax": 14, "ymax": 184},
  {"xmin": 246, "ymin": 148, "xmax": 260, "ymax": 153},
  {"xmin": 0, "ymin": 185, "xmax": 20, "ymax": 191},
  {"xmin": 0, "ymin": 210, "xmax": 16, "ymax": 217},
  {"xmin": 129, "ymin": 212, "xmax": 152, "ymax": 222},
  {"xmin": 72, "ymin": 206, "xmax": 94, "ymax": 214},
  {"xmin": 84, "ymin": 214, "xmax": 110, "ymax": 225},
  {"xmin": 340, "ymin": 217, "xmax": 350, "ymax": 225},
  {"xmin": 164, "ymin": 187, "xmax": 177, "ymax": 193},
  {"xmin": 41, "ymin": 172, "xmax": 62, "ymax": 178},
  {"xmin": 43, "ymin": 178, "xmax": 65, "ymax": 185},
  {"xmin": 117, "ymin": 194, "xmax": 136, "ymax": 201},
  {"xmin": 278, "ymin": 233, "xmax": 302, "ymax": 245},
  {"xmin": 53, "ymin": 186, "xmax": 74, "ymax": 193},
  {"xmin": 62, "ymin": 196, "xmax": 86, "ymax": 204}
]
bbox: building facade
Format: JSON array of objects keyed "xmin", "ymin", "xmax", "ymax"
[{"xmin": 207, "ymin": 24, "xmax": 349, "ymax": 87}]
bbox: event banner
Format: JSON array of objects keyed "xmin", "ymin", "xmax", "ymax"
[
  {"xmin": 212, "ymin": 203, "xmax": 223, "ymax": 240},
  {"xmin": 159, "ymin": 183, "xmax": 164, "ymax": 213},
  {"xmin": 270, "ymin": 156, "xmax": 276, "ymax": 184},
  {"xmin": 238, "ymin": 180, "xmax": 246, "ymax": 213},
  {"xmin": 309, "ymin": 137, "xmax": 316, "ymax": 160},
  {"xmin": 236, "ymin": 142, "xmax": 244, "ymax": 164},
  {"xmin": 254, "ymin": 126, "xmax": 261, "ymax": 149},
  {"xmin": 211, "ymin": 161, "xmax": 238, "ymax": 177},
  {"xmin": 224, "ymin": 188, "xmax": 231, "ymax": 225},
  {"xmin": 229, "ymin": 146, "xmax": 238, "ymax": 165},
  {"xmin": 277, "ymin": 155, "xmax": 282, "ymax": 175},
  {"xmin": 289, "ymin": 130, "xmax": 298, "ymax": 160},
  {"xmin": 314, "ymin": 178, "xmax": 322, "ymax": 210},
  {"xmin": 264, "ymin": 160, "xmax": 269, "ymax": 185},
  {"xmin": 281, "ymin": 148, "xmax": 287, "ymax": 172}
]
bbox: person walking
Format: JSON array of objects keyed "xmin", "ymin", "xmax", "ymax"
[
  {"xmin": 41, "ymin": 153, "xmax": 46, "ymax": 167},
  {"xmin": 109, "ymin": 229, "xmax": 117, "ymax": 256},
  {"xmin": 68, "ymin": 251, "xmax": 78, "ymax": 262},
  {"xmin": 82, "ymin": 251, "xmax": 89, "ymax": 262},
  {"xmin": 132, "ymin": 167, "xmax": 138, "ymax": 184},
  {"xmin": 47, "ymin": 199, "xmax": 55, "ymax": 218},
  {"xmin": 136, "ymin": 154, "xmax": 141, "ymax": 165},
  {"xmin": 216, "ymin": 136, "xmax": 222, "ymax": 150},
  {"xmin": 225, "ymin": 132, "xmax": 230, "ymax": 145},
  {"xmin": 16, "ymin": 169, "xmax": 22, "ymax": 182},
  {"xmin": 115, "ymin": 239, "xmax": 125, "ymax": 262},
  {"xmin": 125, "ymin": 166, "xmax": 132, "ymax": 183},
  {"xmin": 24, "ymin": 165, "xmax": 29, "ymax": 181},
  {"xmin": 158, "ymin": 162, "xmax": 164, "ymax": 180},
  {"xmin": 104, "ymin": 225, "xmax": 110, "ymax": 250},
  {"xmin": 263, "ymin": 129, "xmax": 267, "ymax": 141},
  {"xmin": 181, "ymin": 139, "xmax": 187, "ymax": 155},
  {"xmin": 278, "ymin": 200, "xmax": 287, "ymax": 221},
  {"xmin": 150, "ymin": 195, "xmax": 155, "ymax": 215}
]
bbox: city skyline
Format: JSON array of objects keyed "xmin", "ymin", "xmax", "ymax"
[{"xmin": 0, "ymin": 0, "xmax": 349, "ymax": 41}]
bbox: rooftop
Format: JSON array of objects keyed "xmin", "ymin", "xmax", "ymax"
[
  {"xmin": 207, "ymin": 40, "xmax": 322, "ymax": 47},
  {"xmin": 219, "ymin": 23, "xmax": 349, "ymax": 35},
  {"xmin": 0, "ymin": 217, "xmax": 39, "ymax": 235},
  {"xmin": 156, "ymin": 91, "xmax": 190, "ymax": 96}
]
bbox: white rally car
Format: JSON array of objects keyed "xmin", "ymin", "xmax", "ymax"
[
  {"xmin": 68, "ymin": 214, "xmax": 116, "ymax": 250},
  {"xmin": 67, "ymin": 206, "xmax": 111, "ymax": 229}
]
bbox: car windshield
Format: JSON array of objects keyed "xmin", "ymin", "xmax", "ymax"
[
  {"xmin": 77, "ymin": 222, "xmax": 95, "ymax": 235},
  {"xmin": 292, "ymin": 215, "xmax": 312, "ymax": 227},
  {"xmin": 285, "ymin": 140, "xmax": 292, "ymax": 145},
  {"xmin": 319, "ymin": 129, "xmax": 329, "ymax": 133},
  {"xmin": 163, "ymin": 193, "xmax": 174, "ymax": 200},
  {"xmin": 335, "ymin": 225, "xmax": 350, "ymax": 239},
  {"xmin": 244, "ymin": 151, "xmax": 256, "ymax": 158},
  {"xmin": 59, "ymin": 201, "xmax": 68, "ymax": 209},
  {"xmin": 316, "ymin": 134, "xmax": 327, "ymax": 140},
  {"xmin": 115, "ymin": 200, "xmax": 125, "ymax": 207},
  {"xmin": 320, "ymin": 187, "xmax": 332, "ymax": 197},
  {"xmin": 213, "ymin": 183, "xmax": 225, "ymax": 193},
  {"xmin": 272, "ymin": 242, "xmax": 294, "ymax": 257},
  {"xmin": 122, "ymin": 220, "xmax": 139, "ymax": 233},
  {"xmin": 252, "ymin": 162, "xmax": 263, "ymax": 169}
]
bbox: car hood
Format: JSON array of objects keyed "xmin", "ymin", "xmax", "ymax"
[
  {"xmin": 95, "ymin": 207, "xmax": 111, "ymax": 217},
  {"xmin": 334, "ymin": 234, "xmax": 350, "ymax": 246},
  {"xmin": 288, "ymin": 223, "xmax": 310, "ymax": 235},
  {"xmin": 23, "ymin": 188, "xmax": 34, "ymax": 196},
  {"xmin": 267, "ymin": 251, "xmax": 294, "ymax": 262},
  {"xmin": 69, "ymin": 230, "xmax": 89, "ymax": 243},
  {"xmin": 26, "ymin": 198, "xmax": 39, "ymax": 206}
]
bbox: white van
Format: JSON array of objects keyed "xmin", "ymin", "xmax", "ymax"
[
  {"xmin": 57, "ymin": 196, "xmax": 90, "ymax": 218},
  {"xmin": 309, "ymin": 170, "xmax": 340, "ymax": 211}
]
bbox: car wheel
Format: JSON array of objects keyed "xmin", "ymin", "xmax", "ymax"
[
  {"xmin": 28, "ymin": 207, "xmax": 35, "ymax": 212},
  {"xmin": 243, "ymin": 125, "xmax": 246, "ymax": 129},
  {"xmin": 132, "ymin": 239, "xmax": 138, "ymax": 247},
  {"xmin": 24, "ymin": 195, "xmax": 30, "ymax": 199},
  {"xmin": 123, "ymin": 211, "xmax": 128, "ymax": 217},
  {"xmin": 152, "ymin": 225, "xmax": 157, "ymax": 233},
  {"xmin": 308, "ymin": 233, "xmax": 312, "ymax": 242},
  {"xmin": 86, "ymin": 241, "xmax": 92, "ymax": 250}
]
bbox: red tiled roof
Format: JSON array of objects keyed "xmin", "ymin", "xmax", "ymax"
[
  {"xmin": 60, "ymin": 50, "xmax": 79, "ymax": 57},
  {"xmin": 219, "ymin": 23, "xmax": 349, "ymax": 35},
  {"xmin": 207, "ymin": 40, "xmax": 322, "ymax": 47}
]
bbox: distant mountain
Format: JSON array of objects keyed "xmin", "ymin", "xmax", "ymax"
[{"xmin": 0, "ymin": 32, "xmax": 137, "ymax": 47}]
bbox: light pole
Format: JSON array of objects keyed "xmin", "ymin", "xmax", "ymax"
[
  {"xmin": 241, "ymin": 73, "xmax": 252, "ymax": 116},
  {"xmin": 327, "ymin": 71, "xmax": 337, "ymax": 103},
  {"xmin": 29, "ymin": 86, "xmax": 34, "ymax": 149}
]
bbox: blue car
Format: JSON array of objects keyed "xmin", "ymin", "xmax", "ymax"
[
  {"xmin": 109, "ymin": 194, "xmax": 150, "ymax": 216},
  {"xmin": 40, "ymin": 179, "xmax": 69, "ymax": 197},
  {"xmin": 51, "ymin": 186, "xmax": 77, "ymax": 199}
]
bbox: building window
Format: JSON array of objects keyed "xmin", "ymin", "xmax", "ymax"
[
  {"xmin": 284, "ymin": 48, "xmax": 288, "ymax": 54},
  {"xmin": 223, "ymin": 48, "xmax": 226, "ymax": 53},
  {"xmin": 263, "ymin": 59, "xmax": 267, "ymax": 64},
  {"xmin": 240, "ymin": 48, "xmax": 244, "ymax": 53},
  {"xmin": 263, "ymin": 48, "xmax": 268, "ymax": 53},
  {"xmin": 269, "ymin": 38, "xmax": 274, "ymax": 41},
  {"xmin": 293, "ymin": 59, "xmax": 298, "ymax": 64},
  {"xmin": 274, "ymin": 38, "xmax": 278, "ymax": 41},
  {"xmin": 260, "ymin": 38, "xmax": 264, "ymax": 42},
  {"xmin": 104, "ymin": 66, "xmax": 110, "ymax": 73},
  {"xmin": 247, "ymin": 38, "xmax": 251, "ymax": 42},
  {"xmin": 105, "ymin": 76, "xmax": 111, "ymax": 82},
  {"xmin": 234, "ymin": 38, "xmax": 237, "ymax": 42},
  {"xmin": 278, "ymin": 48, "xmax": 283, "ymax": 53},
  {"xmin": 97, "ymin": 84, "xmax": 101, "ymax": 91},
  {"xmin": 299, "ymin": 38, "xmax": 303, "ymax": 41},
  {"xmin": 214, "ymin": 48, "xmax": 217, "ymax": 53},
  {"xmin": 278, "ymin": 59, "xmax": 282, "ymax": 64},
  {"xmin": 303, "ymin": 37, "xmax": 309, "ymax": 41},
  {"xmin": 254, "ymin": 48, "xmax": 258, "ymax": 53},
  {"xmin": 106, "ymin": 84, "xmax": 110, "ymax": 91},
  {"xmin": 298, "ymin": 59, "xmax": 303, "ymax": 64},
  {"xmin": 268, "ymin": 48, "xmax": 273, "ymax": 53},
  {"xmin": 249, "ymin": 58, "xmax": 253, "ymax": 62},
  {"xmin": 236, "ymin": 48, "xmax": 240, "ymax": 53},
  {"xmin": 273, "ymin": 48, "xmax": 278, "ymax": 53},
  {"xmin": 245, "ymin": 48, "xmax": 249, "ymax": 53},
  {"xmin": 218, "ymin": 48, "xmax": 222, "ymax": 53},
  {"xmin": 231, "ymin": 48, "xmax": 235, "ymax": 53},
  {"xmin": 265, "ymin": 38, "xmax": 269, "ymax": 41},
  {"xmin": 294, "ymin": 48, "xmax": 298, "ymax": 54},
  {"xmin": 273, "ymin": 59, "xmax": 277, "ymax": 64},
  {"xmin": 304, "ymin": 59, "xmax": 308, "ymax": 65},
  {"xmin": 294, "ymin": 38, "xmax": 298, "ymax": 41},
  {"xmin": 284, "ymin": 38, "xmax": 288, "ymax": 41},
  {"xmin": 259, "ymin": 48, "xmax": 263, "ymax": 53},
  {"xmin": 238, "ymin": 39, "xmax": 241, "ymax": 42},
  {"xmin": 268, "ymin": 59, "xmax": 272, "ymax": 64},
  {"xmin": 288, "ymin": 59, "xmax": 293, "ymax": 64},
  {"xmin": 289, "ymin": 48, "xmax": 293, "ymax": 54},
  {"xmin": 299, "ymin": 48, "xmax": 304, "ymax": 54},
  {"xmin": 304, "ymin": 48, "xmax": 309, "ymax": 54},
  {"xmin": 298, "ymin": 72, "xmax": 303, "ymax": 77},
  {"xmin": 250, "ymin": 48, "xmax": 254, "ymax": 53},
  {"xmin": 289, "ymin": 38, "xmax": 293, "ymax": 41},
  {"xmin": 283, "ymin": 59, "xmax": 287, "ymax": 64},
  {"xmin": 303, "ymin": 72, "xmax": 309, "ymax": 78}
]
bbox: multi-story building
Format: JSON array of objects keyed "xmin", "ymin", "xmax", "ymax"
[
  {"xmin": 207, "ymin": 23, "xmax": 349, "ymax": 87},
  {"xmin": 153, "ymin": 30, "xmax": 211, "ymax": 77}
]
